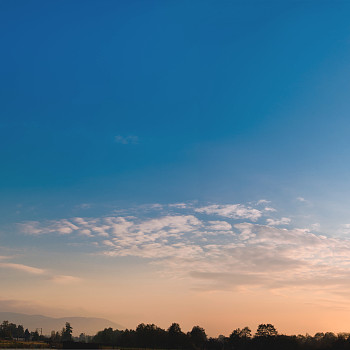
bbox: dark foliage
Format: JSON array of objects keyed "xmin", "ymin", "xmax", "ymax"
[
  {"xmin": 3, "ymin": 319, "xmax": 350, "ymax": 350},
  {"xmin": 91, "ymin": 323, "xmax": 350, "ymax": 350},
  {"xmin": 0, "ymin": 320, "xmax": 26, "ymax": 340},
  {"xmin": 61, "ymin": 322, "xmax": 73, "ymax": 342}
]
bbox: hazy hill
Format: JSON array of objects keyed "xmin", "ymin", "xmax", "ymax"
[{"xmin": 0, "ymin": 312, "xmax": 123, "ymax": 336}]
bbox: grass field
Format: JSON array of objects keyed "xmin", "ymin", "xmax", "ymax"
[{"xmin": 0, "ymin": 340, "xmax": 53, "ymax": 348}]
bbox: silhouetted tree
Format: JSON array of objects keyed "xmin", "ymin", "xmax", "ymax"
[
  {"xmin": 119, "ymin": 329, "xmax": 137, "ymax": 348},
  {"xmin": 54, "ymin": 331, "xmax": 61, "ymax": 342},
  {"xmin": 168, "ymin": 323, "xmax": 182, "ymax": 335},
  {"xmin": 255, "ymin": 324, "xmax": 278, "ymax": 337},
  {"xmin": 62, "ymin": 322, "xmax": 73, "ymax": 342},
  {"xmin": 168, "ymin": 323, "xmax": 188, "ymax": 349},
  {"xmin": 0, "ymin": 321, "xmax": 9, "ymax": 339},
  {"xmin": 24, "ymin": 328, "xmax": 30, "ymax": 341},
  {"xmin": 31, "ymin": 330, "xmax": 40, "ymax": 341},
  {"xmin": 207, "ymin": 337, "xmax": 224, "ymax": 350},
  {"xmin": 252, "ymin": 324, "xmax": 280, "ymax": 350},
  {"xmin": 17, "ymin": 325, "xmax": 24, "ymax": 339},
  {"xmin": 135, "ymin": 323, "xmax": 167, "ymax": 348},
  {"xmin": 79, "ymin": 332, "xmax": 87, "ymax": 343},
  {"xmin": 189, "ymin": 326, "xmax": 207, "ymax": 350},
  {"xmin": 8, "ymin": 323, "xmax": 17, "ymax": 339},
  {"xmin": 230, "ymin": 327, "xmax": 251, "ymax": 339},
  {"xmin": 93, "ymin": 327, "xmax": 117, "ymax": 345},
  {"xmin": 229, "ymin": 327, "xmax": 251, "ymax": 349}
]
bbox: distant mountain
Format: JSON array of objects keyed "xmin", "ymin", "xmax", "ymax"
[{"xmin": 0, "ymin": 312, "xmax": 123, "ymax": 336}]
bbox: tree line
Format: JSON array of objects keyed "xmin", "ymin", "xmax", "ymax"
[
  {"xmin": 3, "ymin": 319, "xmax": 350, "ymax": 349},
  {"xmin": 0, "ymin": 320, "xmax": 73, "ymax": 342},
  {"xmin": 92, "ymin": 323, "xmax": 350, "ymax": 350}
]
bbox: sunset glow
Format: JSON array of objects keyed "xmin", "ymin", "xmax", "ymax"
[{"xmin": 2, "ymin": 0, "xmax": 350, "ymax": 338}]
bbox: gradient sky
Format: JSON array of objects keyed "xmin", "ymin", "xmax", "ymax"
[{"xmin": 2, "ymin": 0, "xmax": 350, "ymax": 337}]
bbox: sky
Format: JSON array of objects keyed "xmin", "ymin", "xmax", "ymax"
[{"xmin": 2, "ymin": 0, "xmax": 350, "ymax": 337}]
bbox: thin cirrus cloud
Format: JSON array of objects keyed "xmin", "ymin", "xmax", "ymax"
[
  {"xmin": 0, "ymin": 262, "xmax": 45, "ymax": 275},
  {"xmin": 16, "ymin": 201, "xmax": 350, "ymax": 296},
  {"xmin": 0, "ymin": 255, "xmax": 13, "ymax": 261},
  {"xmin": 50, "ymin": 275, "xmax": 81, "ymax": 284},
  {"xmin": 114, "ymin": 135, "xmax": 138, "ymax": 144},
  {"xmin": 0, "ymin": 262, "xmax": 81, "ymax": 284},
  {"xmin": 168, "ymin": 203, "xmax": 189, "ymax": 209}
]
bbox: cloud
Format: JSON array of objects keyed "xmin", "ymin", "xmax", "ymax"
[
  {"xmin": 0, "ymin": 262, "xmax": 81, "ymax": 284},
  {"xmin": 19, "ymin": 220, "xmax": 79, "ymax": 235},
  {"xmin": 17, "ymin": 201, "xmax": 350, "ymax": 295},
  {"xmin": 79, "ymin": 229, "xmax": 93, "ymax": 236},
  {"xmin": 257, "ymin": 199, "xmax": 270, "ymax": 205},
  {"xmin": 185, "ymin": 223, "xmax": 350, "ymax": 292},
  {"xmin": 207, "ymin": 221, "xmax": 232, "ymax": 231},
  {"xmin": 19, "ymin": 221, "xmax": 44, "ymax": 235},
  {"xmin": 264, "ymin": 207, "xmax": 276, "ymax": 212},
  {"xmin": 77, "ymin": 203, "xmax": 91, "ymax": 209},
  {"xmin": 148, "ymin": 204, "xmax": 163, "ymax": 209},
  {"xmin": 51, "ymin": 275, "xmax": 81, "ymax": 284},
  {"xmin": 20, "ymin": 214, "xmax": 202, "ymax": 239},
  {"xmin": 310, "ymin": 223, "xmax": 321, "ymax": 231},
  {"xmin": 168, "ymin": 203, "xmax": 189, "ymax": 209},
  {"xmin": 339, "ymin": 224, "xmax": 350, "ymax": 235},
  {"xmin": 135, "ymin": 215, "xmax": 201, "ymax": 234},
  {"xmin": 99, "ymin": 218, "xmax": 350, "ymax": 293},
  {"xmin": 266, "ymin": 217, "xmax": 291, "ymax": 226},
  {"xmin": 101, "ymin": 215, "xmax": 203, "ymax": 259},
  {"xmin": 0, "ymin": 255, "xmax": 12, "ymax": 261},
  {"xmin": 297, "ymin": 197, "xmax": 306, "ymax": 202},
  {"xmin": 195, "ymin": 204, "xmax": 262, "ymax": 221},
  {"xmin": 190, "ymin": 271, "xmax": 264, "ymax": 288},
  {"xmin": 0, "ymin": 263, "xmax": 45, "ymax": 275},
  {"xmin": 115, "ymin": 135, "xmax": 138, "ymax": 144}
]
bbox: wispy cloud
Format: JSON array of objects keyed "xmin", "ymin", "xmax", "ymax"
[
  {"xmin": 0, "ymin": 263, "xmax": 45, "ymax": 275},
  {"xmin": 51, "ymin": 275, "xmax": 81, "ymax": 284},
  {"xmin": 0, "ymin": 262, "xmax": 81, "ymax": 284},
  {"xmin": 19, "ymin": 220, "xmax": 79, "ymax": 235},
  {"xmin": 297, "ymin": 197, "xmax": 306, "ymax": 202},
  {"xmin": 0, "ymin": 255, "xmax": 12, "ymax": 261},
  {"xmin": 168, "ymin": 203, "xmax": 189, "ymax": 209},
  {"xmin": 115, "ymin": 135, "xmax": 138, "ymax": 144},
  {"xmin": 77, "ymin": 203, "xmax": 92, "ymax": 209}
]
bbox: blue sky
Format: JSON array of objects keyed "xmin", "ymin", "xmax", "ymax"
[
  {"xmin": 2, "ymin": 0, "xmax": 350, "ymax": 212},
  {"xmin": 2, "ymin": 0, "xmax": 350, "ymax": 335}
]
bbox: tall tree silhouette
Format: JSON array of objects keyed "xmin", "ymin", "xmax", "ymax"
[{"xmin": 62, "ymin": 322, "xmax": 73, "ymax": 342}]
